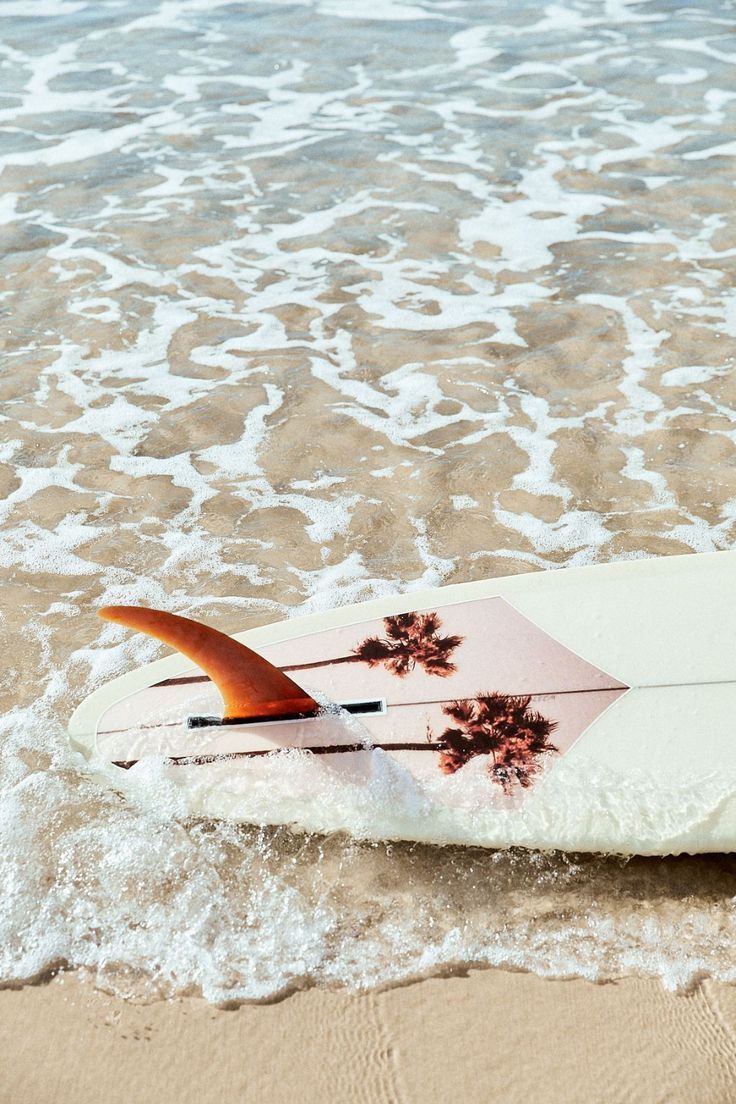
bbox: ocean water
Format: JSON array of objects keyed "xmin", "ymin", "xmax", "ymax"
[{"xmin": 2, "ymin": 0, "xmax": 736, "ymax": 1003}]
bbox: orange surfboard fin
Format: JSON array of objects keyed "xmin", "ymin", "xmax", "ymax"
[{"xmin": 98, "ymin": 605, "xmax": 320, "ymax": 721}]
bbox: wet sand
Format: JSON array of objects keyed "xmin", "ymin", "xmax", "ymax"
[{"xmin": 3, "ymin": 970, "xmax": 736, "ymax": 1104}]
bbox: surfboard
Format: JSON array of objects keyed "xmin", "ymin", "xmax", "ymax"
[{"xmin": 68, "ymin": 551, "xmax": 736, "ymax": 855}]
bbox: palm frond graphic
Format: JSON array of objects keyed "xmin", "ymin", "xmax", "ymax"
[
  {"xmin": 282, "ymin": 611, "xmax": 464, "ymax": 678},
  {"xmin": 435, "ymin": 692, "xmax": 558, "ymax": 795}
]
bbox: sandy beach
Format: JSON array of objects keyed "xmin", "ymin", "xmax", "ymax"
[
  {"xmin": 4, "ymin": 971, "xmax": 736, "ymax": 1104},
  {"xmin": 3, "ymin": 0, "xmax": 736, "ymax": 1099}
]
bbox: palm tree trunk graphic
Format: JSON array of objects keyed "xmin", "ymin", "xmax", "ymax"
[
  {"xmin": 281, "ymin": 654, "xmax": 363, "ymax": 671},
  {"xmin": 281, "ymin": 611, "xmax": 464, "ymax": 678},
  {"xmin": 157, "ymin": 611, "xmax": 463, "ymax": 685},
  {"xmin": 115, "ymin": 693, "xmax": 559, "ymax": 795}
]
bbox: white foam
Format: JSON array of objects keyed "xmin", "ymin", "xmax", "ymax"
[
  {"xmin": 661, "ymin": 365, "xmax": 727, "ymax": 387},
  {"xmin": 656, "ymin": 68, "xmax": 708, "ymax": 85},
  {"xmin": 6, "ymin": 673, "xmax": 736, "ymax": 1004}
]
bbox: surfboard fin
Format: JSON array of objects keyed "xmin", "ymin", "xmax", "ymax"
[{"xmin": 98, "ymin": 605, "xmax": 321, "ymax": 722}]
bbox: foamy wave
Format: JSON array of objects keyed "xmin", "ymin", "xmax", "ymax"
[{"xmin": 4, "ymin": 698, "xmax": 736, "ymax": 1003}]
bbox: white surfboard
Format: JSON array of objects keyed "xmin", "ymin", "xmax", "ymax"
[{"xmin": 68, "ymin": 551, "xmax": 736, "ymax": 855}]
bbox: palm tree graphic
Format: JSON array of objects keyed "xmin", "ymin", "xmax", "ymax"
[
  {"xmin": 138, "ymin": 691, "xmax": 559, "ymax": 798},
  {"xmin": 435, "ymin": 692, "xmax": 558, "ymax": 794},
  {"xmin": 281, "ymin": 611, "xmax": 464, "ymax": 678}
]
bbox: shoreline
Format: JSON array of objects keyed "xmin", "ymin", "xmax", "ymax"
[{"xmin": 3, "ymin": 969, "xmax": 736, "ymax": 1103}]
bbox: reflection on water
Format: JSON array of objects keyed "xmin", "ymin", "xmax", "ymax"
[{"xmin": 2, "ymin": 0, "xmax": 736, "ymax": 1000}]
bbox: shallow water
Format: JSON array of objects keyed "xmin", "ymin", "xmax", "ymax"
[{"xmin": 2, "ymin": 0, "xmax": 736, "ymax": 1002}]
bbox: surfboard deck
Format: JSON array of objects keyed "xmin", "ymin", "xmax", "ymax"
[{"xmin": 69, "ymin": 551, "xmax": 736, "ymax": 855}]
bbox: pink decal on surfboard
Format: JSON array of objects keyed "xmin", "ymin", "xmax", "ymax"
[{"xmin": 95, "ymin": 597, "xmax": 628, "ymax": 799}]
